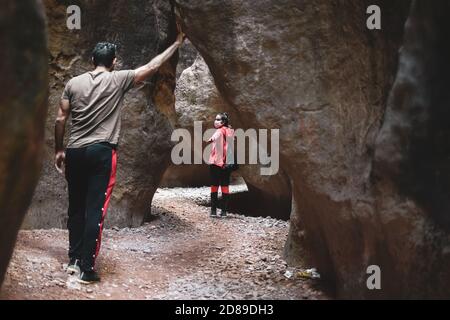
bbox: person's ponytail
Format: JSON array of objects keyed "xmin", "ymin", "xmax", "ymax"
[{"xmin": 219, "ymin": 112, "xmax": 230, "ymax": 127}]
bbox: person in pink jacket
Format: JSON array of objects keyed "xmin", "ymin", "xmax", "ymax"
[{"xmin": 208, "ymin": 113, "xmax": 235, "ymax": 218}]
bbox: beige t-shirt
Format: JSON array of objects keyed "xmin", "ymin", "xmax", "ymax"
[{"xmin": 62, "ymin": 70, "xmax": 135, "ymax": 148}]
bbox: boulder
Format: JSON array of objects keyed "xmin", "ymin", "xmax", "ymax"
[
  {"xmin": 0, "ymin": 0, "xmax": 48, "ymax": 287},
  {"xmin": 174, "ymin": 0, "xmax": 450, "ymax": 298},
  {"xmin": 373, "ymin": 0, "xmax": 450, "ymax": 298}
]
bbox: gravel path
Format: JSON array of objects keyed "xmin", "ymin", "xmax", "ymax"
[{"xmin": 0, "ymin": 186, "xmax": 329, "ymax": 300}]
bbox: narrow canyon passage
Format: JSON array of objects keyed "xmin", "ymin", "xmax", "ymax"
[
  {"xmin": 3, "ymin": 0, "xmax": 450, "ymax": 300},
  {"xmin": 0, "ymin": 185, "xmax": 328, "ymax": 300}
]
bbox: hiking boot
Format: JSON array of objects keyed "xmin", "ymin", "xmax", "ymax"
[
  {"xmin": 220, "ymin": 193, "xmax": 229, "ymax": 218},
  {"xmin": 210, "ymin": 192, "xmax": 218, "ymax": 218},
  {"xmin": 67, "ymin": 258, "xmax": 81, "ymax": 275},
  {"xmin": 78, "ymin": 270, "xmax": 101, "ymax": 284}
]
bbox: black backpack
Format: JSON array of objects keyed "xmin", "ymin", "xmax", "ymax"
[{"xmin": 221, "ymin": 127, "xmax": 239, "ymax": 172}]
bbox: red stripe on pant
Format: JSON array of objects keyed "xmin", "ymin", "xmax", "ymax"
[
  {"xmin": 211, "ymin": 186, "xmax": 229, "ymax": 193},
  {"xmin": 94, "ymin": 149, "xmax": 117, "ymax": 261}
]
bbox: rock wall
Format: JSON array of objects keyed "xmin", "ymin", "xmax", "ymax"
[
  {"xmin": 373, "ymin": 0, "xmax": 450, "ymax": 298},
  {"xmin": 172, "ymin": 0, "xmax": 450, "ymax": 298},
  {"xmin": 160, "ymin": 43, "xmax": 212, "ymax": 188},
  {"xmin": 24, "ymin": 0, "xmax": 178, "ymax": 228},
  {"xmin": 0, "ymin": 0, "xmax": 48, "ymax": 287}
]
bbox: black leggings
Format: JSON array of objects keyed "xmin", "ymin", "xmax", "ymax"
[{"xmin": 65, "ymin": 142, "xmax": 117, "ymax": 272}]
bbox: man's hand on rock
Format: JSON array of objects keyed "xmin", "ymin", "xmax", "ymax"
[{"xmin": 176, "ymin": 20, "xmax": 186, "ymax": 45}]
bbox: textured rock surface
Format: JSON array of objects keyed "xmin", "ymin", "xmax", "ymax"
[
  {"xmin": 0, "ymin": 0, "xmax": 48, "ymax": 287},
  {"xmin": 176, "ymin": 39, "xmax": 198, "ymax": 80},
  {"xmin": 373, "ymin": 0, "xmax": 450, "ymax": 298},
  {"xmin": 160, "ymin": 45, "xmax": 212, "ymax": 188},
  {"xmin": 173, "ymin": 0, "xmax": 450, "ymax": 298},
  {"xmin": 25, "ymin": 0, "xmax": 178, "ymax": 228}
]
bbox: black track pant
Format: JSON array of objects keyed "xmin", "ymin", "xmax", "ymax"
[
  {"xmin": 209, "ymin": 164, "xmax": 231, "ymax": 193},
  {"xmin": 65, "ymin": 142, "xmax": 117, "ymax": 272}
]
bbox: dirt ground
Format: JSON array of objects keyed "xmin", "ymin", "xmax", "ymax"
[{"xmin": 0, "ymin": 186, "xmax": 329, "ymax": 300}]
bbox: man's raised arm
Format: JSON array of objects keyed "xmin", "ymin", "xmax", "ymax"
[{"xmin": 134, "ymin": 26, "xmax": 185, "ymax": 85}]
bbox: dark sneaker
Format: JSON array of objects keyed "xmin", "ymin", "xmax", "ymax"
[
  {"xmin": 220, "ymin": 210, "xmax": 227, "ymax": 218},
  {"xmin": 78, "ymin": 271, "xmax": 101, "ymax": 284},
  {"xmin": 67, "ymin": 258, "xmax": 81, "ymax": 275}
]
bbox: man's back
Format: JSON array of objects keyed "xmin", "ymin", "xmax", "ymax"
[{"xmin": 62, "ymin": 69, "xmax": 135, "ymax": 148}]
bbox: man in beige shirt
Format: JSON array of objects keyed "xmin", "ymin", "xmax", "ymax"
[{"xmin": 55, "ymin": 25, "xmax": 185, "ymax": 284}]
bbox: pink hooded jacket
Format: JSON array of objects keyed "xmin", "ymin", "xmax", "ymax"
[{"xmin": 209, "ymin": 126, "xmax": 235, "ymax": 167}]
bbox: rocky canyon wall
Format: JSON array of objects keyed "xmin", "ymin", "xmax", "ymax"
[
  {"xmin": 0, "ymin": 0, "xmax": 48, "ymax": 287},
  {"xmin": 372, "ymin": 0, "xmax": 450, "ymax": 298},
  {"xmin": 173, "ymin": 0, "xmax": 450, "ymax": 298}
]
